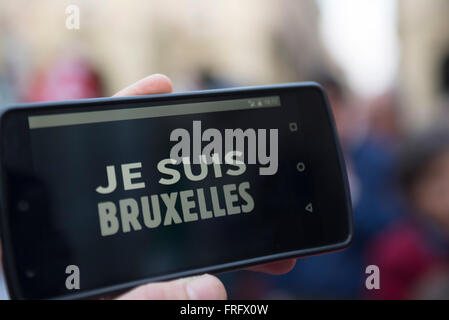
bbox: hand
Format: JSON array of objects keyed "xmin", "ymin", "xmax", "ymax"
[{"xmin": 113, "ymin": 74, "xmax": 296, "ymax": 300}]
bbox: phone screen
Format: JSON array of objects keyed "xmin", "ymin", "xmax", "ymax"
[{"xmin": 0, "ymin": 84, "xmax": 352, "ymax": 299}]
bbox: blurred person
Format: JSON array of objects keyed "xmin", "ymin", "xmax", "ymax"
[
  {"xmin": 26, "ymin": 53, "xmax": 103, "ymax": 102},
  {"xmin": 413, "ymin": 268, "xmax": 449, "ymax": 300},
  {"xmin": 252, "ymin": 75, "xmax": 403, "ymax": 299},
  {"xmin": 0, "ymin": 59, "xmax": 18, "ymax": 107},
  {"xmin": 368, "ymin": 91, "xmax": 403, "ymax": 144},
  {"xmin": 434, "ymin": 54, "xmax": 449, "ymax": 128},
  {"xmin": 366, "ymin": 126, "xmax": 449, "ymax": 299},
  {"xmin": 194, "ymin": 69, "xmax": 236, "ymax": 90},
  {"xmin": 440, "ymin": 52, "xmax": 449, "ymax": 100},
  {"xmin": 352, "ymin": 91, "xmax": 404, "ymax": 238},
  {"xmin": 0, "ymin": 22, "xmax": 30, "ymax": 106}
]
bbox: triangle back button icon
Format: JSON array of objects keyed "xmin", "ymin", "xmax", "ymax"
[{"xmin": 305, "ymin": 203, "xmax": 313, "ymax": 213}]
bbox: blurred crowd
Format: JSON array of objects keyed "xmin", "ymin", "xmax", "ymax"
[
  {"xmin": 2, "ymin": 50, "xmax": 449, "ymax": 300},
  {"xmin": 224, "ymin": 71, "xmax": 449, "ymax": 299},
  {"xmin": 1, "ymin": 0, "xmax": 449, "ymax": 300}
]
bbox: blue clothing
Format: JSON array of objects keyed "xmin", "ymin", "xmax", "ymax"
[{"xmin": 269, "ymin": 133, "xmax": 403, "ymax": 298}]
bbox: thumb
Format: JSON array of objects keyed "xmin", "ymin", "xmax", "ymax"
[{"xmin": 117, "ymin": 274, "xmax": 227, "ymax": 300}]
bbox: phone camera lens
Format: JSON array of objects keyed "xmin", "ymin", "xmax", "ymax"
[
  {"xmin": 17, "ymin": 200, "xmax": 30, "ymax": 212},
  {"xmin": 25, "ymin": 270, "xmax": 35, "ymax": 278}
]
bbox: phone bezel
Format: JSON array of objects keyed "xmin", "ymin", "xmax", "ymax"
[{"xmin": 0, "ymin": 82, "xmax": 353, "ymax": 299}]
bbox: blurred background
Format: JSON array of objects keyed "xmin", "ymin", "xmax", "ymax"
[{"xmin": 1, "ymin": 0, "xmax": 449, "ymax": 299}]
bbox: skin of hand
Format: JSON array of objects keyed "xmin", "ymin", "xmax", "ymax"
[{"xmin": 112, "ymin": 74, "xmax": 296, "ymax": 300}]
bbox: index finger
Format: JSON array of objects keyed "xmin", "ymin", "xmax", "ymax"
[
  {"xmin": 113, "ymin": 74, "xmax": 173, "ymax": 97},
  {"xmin": 247, "ymin": 259, "xmax": 297, "ymax": 275}
]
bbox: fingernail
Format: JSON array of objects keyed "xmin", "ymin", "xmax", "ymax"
[{"xmin": 186, "ymin": 274, "xmax": 226, "ymax": 300}]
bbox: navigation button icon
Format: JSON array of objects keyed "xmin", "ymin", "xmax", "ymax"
[
  {"xmin": 289, "ymin": 122, "xmax": 298, "ymax": 132},
  {"xmin": 305, "ymin": 203, "xmax": 313, "ymax": 213},
  {"xmin": 296, "ymin": 162, "xmax": 306, "ymax": 172}
]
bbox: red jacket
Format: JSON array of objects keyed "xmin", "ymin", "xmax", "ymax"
[{"xmin": 366, "ymin": 220, "xmax": 448, "ymax": 299}]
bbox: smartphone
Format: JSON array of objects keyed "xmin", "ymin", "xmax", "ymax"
[{"xmin": 0, "ymin": 82, "xmax": 352, "ymax": 299}]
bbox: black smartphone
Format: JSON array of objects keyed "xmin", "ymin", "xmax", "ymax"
[{"xmin": 0, "ymin": 82, "xmax": 352, "ymax": 299}]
